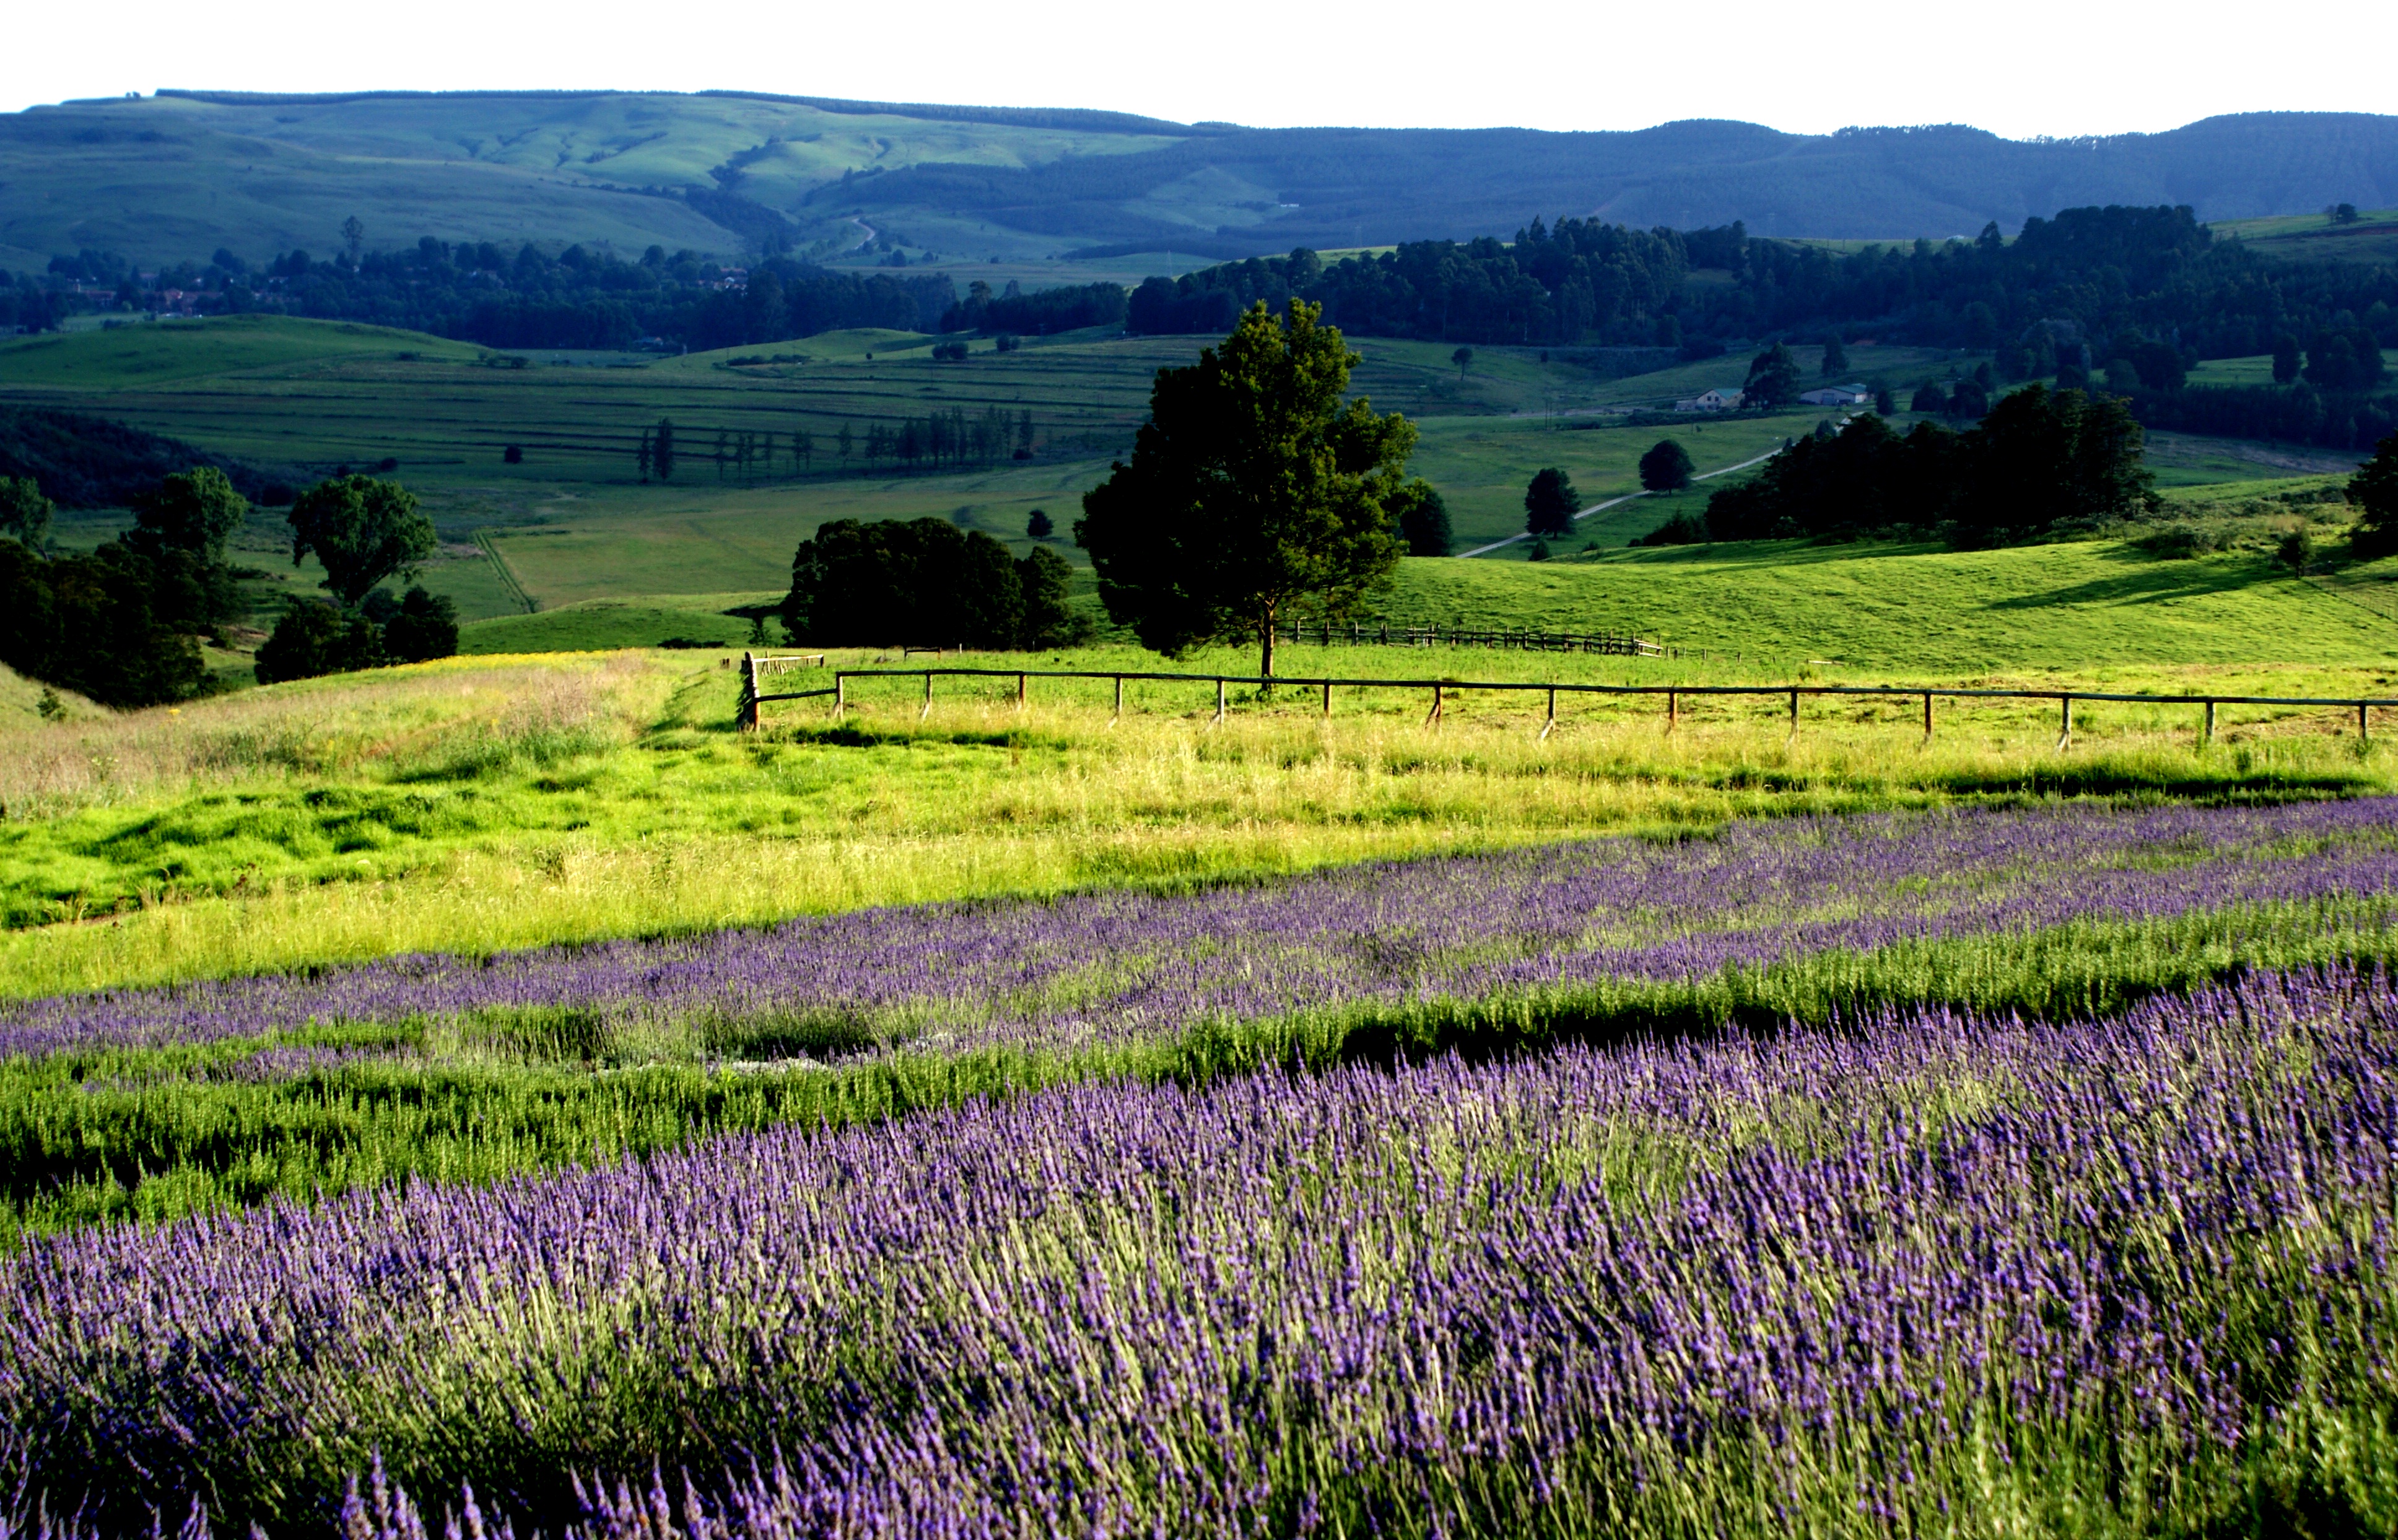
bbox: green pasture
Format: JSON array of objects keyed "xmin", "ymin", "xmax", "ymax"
[
  {"xmin": 0, "ymin": 315, "xmax": 482, "ymax": 387},
  {"xmin": 458, "ymin": 594, "xmax": 777, "ymax": 653},
  {"xmin": 1415, "ymin": 412, "xmax": 1819, "ymax": 552},
  {"xmin": 2186, "ymin": 350, "xmax": 2398, "ymax": 388},
  {"xmin": 1389, "ymin": 535, "xmax": 2398, "ymax": 668},
  {"xmin": 2213, "ymin": 207, "xmax": 2398, "ymax": 264}
]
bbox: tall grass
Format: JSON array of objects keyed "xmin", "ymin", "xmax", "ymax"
[{"xmin": 7, "ymin": 648, "xmax": 2397, "ymax": 998}]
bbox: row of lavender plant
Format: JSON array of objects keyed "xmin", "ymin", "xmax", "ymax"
[
  {"xmin": 6, "ymin": 964, "xmax": 2394, "ymax": 1536},
  {"xmin": 12, "ymin": 798, "xmax": 2398, "ymax": 1064}
]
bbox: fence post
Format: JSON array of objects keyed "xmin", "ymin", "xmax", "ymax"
[
  {"xmin": 920, "ymin": 670, "xmax": 933, "ymax": 721},
  {"xmin": 738, "ymin": 651, "xmax": 759, "ymax": 731},
  {"xmin": 834, "ymin": 671, "xmax": 845, "ymax": 717},
  {"xmin": 1112, "ymin": 674, "xmax": 1123, "ymax": 724},
  {"xmin": 1667, "ymin": 690, "xmax": 1678, "ymax": 733},
  {"xmin": 1321, "ymin": 679, "xmax": 1332, "ymax": 718},
  {"xmin": 1016, "ymin": 672, "xmax": 1027, "ymax": 709},
  {"xmin": 2058, "ymin": 694, "xmax": 2073, "ymax": 749},
  {"xmin": 1426, "ymin": 682, "xmax": 1444, "ymax": 728},
  {"xmin": 2204, "ymin": 700, "xmax": 2215, "ymax": 743},
  {"xmin": 1788, "ymin": 689, "xmax": 1799, "ymax": 737},
  {"xmin": 1540, "ymin": 686, "xmax": 1556, "ymax": 741},
  {"xmin": 1214, "ymin": 678, "xmax": 1226, "ymax": 725},
  {"xmin": 2361, "ymin": 703, "xmax": 2370, "ymax": 740},
  {"xmin": 1922, "ymin": 691, "xmax": 1933, "ymax": 740}
]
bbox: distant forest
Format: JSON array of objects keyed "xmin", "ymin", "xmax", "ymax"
[
  {"xmin": 7, "ymin": 203, "xmax": 2395, "ymax": 450},
  {"xmin": 1136, "ymin": 206, "xmax": 2398, "ymax": 449},
  {"xmin": 0, "ymin": 242, "xmax": 960, "ymax": 353}
]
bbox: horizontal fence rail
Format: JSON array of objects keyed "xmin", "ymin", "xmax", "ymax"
[
  {"xmin": 741, "ymin": 656, "xmax": 2398, "ymax": 746},
  {"xmin": 1276, "ymin": 620, "xmax": 1670, "ymax": 657}
]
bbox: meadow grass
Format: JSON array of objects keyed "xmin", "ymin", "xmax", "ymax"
[
  {"xmin": 1390, "ymin": 535, "xmax": 2398, "ymax": 666},
  {"xmin": 6, "ymin": 645, "xmax": 2398, "ymax": 999},
  {"xmin": 5, "ymin": 892, "xmax": 2392, "ymax": 1248}
]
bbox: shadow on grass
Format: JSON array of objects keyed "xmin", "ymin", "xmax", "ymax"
[{"xmin": 1984, "ymin": 546, "xmax": 2286, "ymax": 611}]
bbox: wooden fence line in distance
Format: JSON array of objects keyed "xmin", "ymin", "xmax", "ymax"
[
  {"xmin": 741, "ymin": 662, "xmax": 2397, "ymax": 747},
  {"xmin": 1276, "ymin": 619, "xmax": 1670, "ymax": 657}
]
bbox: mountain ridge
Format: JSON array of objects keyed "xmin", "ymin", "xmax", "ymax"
[{"xmin": 2, "ymin": 93, "xmax": 2391, "ymax": 271}]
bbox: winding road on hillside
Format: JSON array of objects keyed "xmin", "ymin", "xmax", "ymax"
[{"xmin": 1455, "ymin": 448, "xmax": 1780, "ymax": 558}]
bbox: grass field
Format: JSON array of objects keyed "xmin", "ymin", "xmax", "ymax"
[
  {"xmin": 1391, "ymin": 531, "xmax": 2398, "ymax": 666},
  {"xmin": 0, "ymin": 316, "xmax": 1901, "ymax": 600},
  {"xmin": 1, "ymin": 315, "xmax": 2347, "ymax": 609},
  {"xmin": 2213, "ymin": 206, "xmax": 2398, "ymax": 265},
  {"xmin": 7, "ymin": 601, "xmax": 2398, "ymax": 1002},
  {"xmin": 2186, "ymin": 349, "xmax": 2398, "ymax": 388}
]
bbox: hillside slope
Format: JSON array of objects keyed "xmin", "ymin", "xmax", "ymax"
[{"xmin": 2, "ymin": 93, "xmax": 2393, "ymax": 268}]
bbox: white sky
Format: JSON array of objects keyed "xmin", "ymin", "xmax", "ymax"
[{"xmin": 1, "ymin": 0, "xmax": 2391, "ymax": 137}]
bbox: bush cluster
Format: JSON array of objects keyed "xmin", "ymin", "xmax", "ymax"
[{"xmin": 781, "ymin": 518, "xmax": 1093, "ymax": 650}]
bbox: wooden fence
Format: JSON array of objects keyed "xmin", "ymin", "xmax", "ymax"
[
  {"xmin": 1273, "ymin": 620, "xmax": 1668, "ymax": 656},
  {"xmin": 739, "ymin": 655, "xmax": 2395, "ymax": 746}
]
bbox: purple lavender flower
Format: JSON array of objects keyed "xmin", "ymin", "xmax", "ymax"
[{"xmin": 5, "ymin": 965, "xmax": 2394, "ymax": 1535}]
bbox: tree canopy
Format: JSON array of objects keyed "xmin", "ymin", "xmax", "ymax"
[
  {"xmin": 0, "ymin": 476, "xmax": 50, "ymax": 549},
  {"xmin": 1691, "ymin": 385, "xmax": 2153, "ymax": 546},
  {"xmin": 1075, "ymin": 300, "xmax": 1413, "ymax": 677},
  {"xmin": 1743, "ymin": 344, "xmax": 1802, "ymax": 409},
  {"xmin": 1522, "ymin": 467, "xmax": 1580, "ymax": 537},
  {"xmin": 2350, "ymin": 432, "xmax": 2398, "ymax": 559},
  {"xmin": 0, "ymin": 462, "xmax": 248, "ymax": 707},
  {"xmin": 1391, "ymin": 481, "xmax": 1452, "ymax": 557},
  {"xmin": 287, "ymin": 475, "xmax": 435, "ymax": 606},
  {"xmin": 782, "ymin": 518, "xmax": 1091, "ymax": 651},
  {"xmin": 1638, "ymin": 440, "xmax": 1696, "ymax": 492}
]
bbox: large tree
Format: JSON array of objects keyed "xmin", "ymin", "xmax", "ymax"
[
  {"xmin": 0, "ymin": 476, "xmax": 51, "ymax": 549},
  {"xmin": 1523, "ymin": 467, "xmax": 1580, "ymax": 536},
  {"xmin": 1076, "ymin": 300, "xmax": 1413, "ymax": 677},
  {"xmin": 1638, "ymin": 439, "xmax": 1695, "ymax": 492},
  {"xmin": 1390, "ymin": 480, "xmax": 1452, "ymax": 556},
  {"xmin": 1743, "ymin": 344, "xmax": 1802, "ymax": 409},
  {"xmin": 287, "ymin": 474, "xmax": 436, "ymax": 605},
  {"xmin": 2350, "ymin": 432, "xmax": 2398, "ymax": 560}
]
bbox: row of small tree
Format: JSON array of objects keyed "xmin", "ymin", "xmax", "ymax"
[{"xmin": 635, "ymin": 410, "xmax": 1039, "ymax": 483}]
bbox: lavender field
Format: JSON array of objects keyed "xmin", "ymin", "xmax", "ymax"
[
  {"xmin": 7, "ymin": 798, "xmax": 2398, "ymax": 1534},
  {"xmin": 6, "ymin": 967, "xmax": 2396, "ymax": 1536},
  {"xmin": 14, "ymin": 796, "xmax": 2398, "ymax": 1061},
  {"xmin": 9, "ymin": 797, "xmax": 2398, "ymax": 1248}
]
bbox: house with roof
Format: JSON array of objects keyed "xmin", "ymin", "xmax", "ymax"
[
  {"xmin": 1801, "ymin": 383, "xmax": 1872, "ymax": 406},
  {"xmin": 1673, "ymin": 388, "xmax": 1744, "ymax": 412}
]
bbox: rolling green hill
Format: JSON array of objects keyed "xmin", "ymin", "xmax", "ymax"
[
  {"xmin": 2213, "ymin": 206, "xmax": 2398, "ymax": 265},
  {"xmin": 3, "ymin": 92, "xmax": 2392, "ymax": 272},
  {"xmin": 1382, "ymin": 538, "xmax": 2398, "ymax": 671},
  {"xmin": 0, "ymin": 315, "xmax": 480, "ymax": 388}
]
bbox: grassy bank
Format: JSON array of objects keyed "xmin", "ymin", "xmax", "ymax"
[{"xmin": 8, "ymin": 643, "xmax": 2398, "ymax": 996}]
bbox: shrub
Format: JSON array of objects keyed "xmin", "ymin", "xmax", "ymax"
[
  {"xmin": 380, "ymin": 586, "xmax": 460, "ymax": 663},
  {"xmin": 1633, "ymin": 511, "xmax": 1710, "ymax": 547},
  {"xmin": 255, "ymin": 599, "xmax": 385, "ymax": 684}
]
